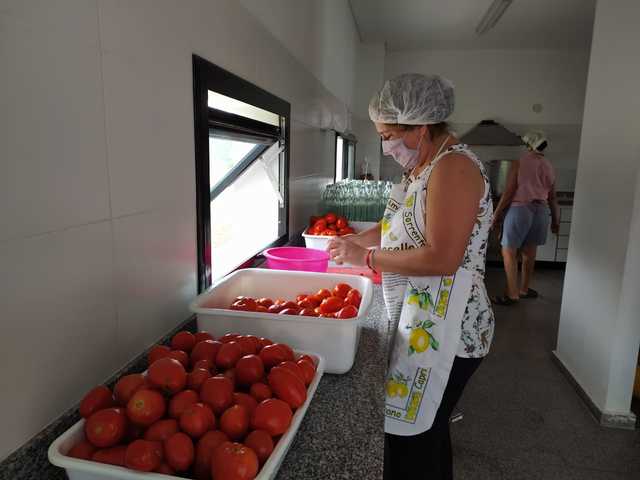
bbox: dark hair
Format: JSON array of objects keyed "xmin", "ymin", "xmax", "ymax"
[
  {"xmin": 394, "ymin": 122, "xmax": 449, "ymax": 139},
  {"xmin": 536, "ymin": 140, "xmax": 548, "ymax": 152}
]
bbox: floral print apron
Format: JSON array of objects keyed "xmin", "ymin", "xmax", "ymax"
[{"xmin": 382, "ymin": 145, "xmax": 492, "ymax": 435}]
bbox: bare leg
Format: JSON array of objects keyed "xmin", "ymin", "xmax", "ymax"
[
  {"xmin": 501, "ymin": 247, "xmax": 520, "ymax": 300},
  {"xmin": 520, "ymin": 244, "xmax": 537, "ymax": 294}
]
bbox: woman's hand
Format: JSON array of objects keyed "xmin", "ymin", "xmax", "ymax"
[{"xmin": 327, "ymin": 236, "xmax": 368, "ymax": 266}]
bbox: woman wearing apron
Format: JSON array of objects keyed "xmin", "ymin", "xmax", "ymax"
[{"xmin": 328, "ymin": 74, "xmax": 494, "ymax": 479}]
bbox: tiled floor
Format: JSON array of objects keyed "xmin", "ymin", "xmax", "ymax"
[{"xmin": 452, "ymin": 267, "xmax": 640, "ymax": 480}]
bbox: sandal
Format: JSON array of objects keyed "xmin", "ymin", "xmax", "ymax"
[
  {"xmin": 492, "ymin": 296, "xmax": 519, "ymax": 306},
  {"xmin": 520, "ymin": 289, "xmax": 539, "ymax": 299}
]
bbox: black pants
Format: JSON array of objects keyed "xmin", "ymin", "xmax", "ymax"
[{"xmin": 384, "ymin": 356, "xmax": 483, "ymax": 480}]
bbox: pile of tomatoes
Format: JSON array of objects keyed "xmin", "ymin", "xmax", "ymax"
[
  {"xmin": 67, "ymin": 330, "xmax": 317, "ymax": 480},
  {"xmin": 305, "ymin": 212, "xmax": 354, "ymax": 237},
  {"xmin": 228, "ymin": 283, "xmax": 362, "ymax": 319}
]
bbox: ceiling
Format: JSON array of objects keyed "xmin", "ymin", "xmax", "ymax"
[{"xmin": 349, "ymin": 0, "xmax": 596, "ymax": 51}]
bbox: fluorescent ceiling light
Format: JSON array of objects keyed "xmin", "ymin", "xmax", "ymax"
[{"xmin": 476, "ymin": 0, "xmax": 513, "ymax": 35}]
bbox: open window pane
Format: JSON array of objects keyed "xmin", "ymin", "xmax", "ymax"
[
  {"xmin": 209, "ymin": 136, "xmax": 259, "ymax": 187},
  {"xmin": 209, "ymin": 152, "xmax": 281, "ymax": 280},
  {"xmin": 336, "ymin": 136, "xmax": 344, "ymax": 181},
  {"xmin": 208, "ymin": 90, "xmax": 280, "ymax": 126}
]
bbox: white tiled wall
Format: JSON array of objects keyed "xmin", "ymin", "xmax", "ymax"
[{"xmin": 0, "ymin": 0, "xmax": 376, "ymax": 460}]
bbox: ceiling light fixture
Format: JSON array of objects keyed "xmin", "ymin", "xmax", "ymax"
[{"xmin": 476, "ymin": 0, "xmax": 513, "ymax": 35}]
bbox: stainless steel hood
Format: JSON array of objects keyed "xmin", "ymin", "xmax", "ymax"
[{"xmin": 460, "ymin": 119, "xmax": 523, "ymax": 146}]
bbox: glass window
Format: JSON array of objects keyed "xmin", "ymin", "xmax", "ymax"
[{"xmin": 335, "ymin": 133, "xmax": 356, "ymax": 182}]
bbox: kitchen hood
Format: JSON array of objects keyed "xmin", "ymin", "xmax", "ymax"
[{"xmin": 460, "ymin": 119, "xmax": 523, "ymax": 146}]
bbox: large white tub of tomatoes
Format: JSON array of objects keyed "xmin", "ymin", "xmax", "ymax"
[
  {"xmin": 190, "ymin": 269, "xmax": 373, "ymax": 374},
  {"xmin": 48, "ymin": 330, "xmax": 324, "ymax": 480}
]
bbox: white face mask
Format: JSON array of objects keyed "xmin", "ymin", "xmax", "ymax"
[{"xmin": 382, "ymin": 134, "xmax": 424, "ymax": 169}]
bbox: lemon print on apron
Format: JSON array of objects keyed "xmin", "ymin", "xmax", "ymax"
[
  {"xmin": 385, "ymin": 371, "xmax": 411, "ymax": 398},
  {"xmin": 405, "ymin": 286, "xmax": 440, "ymax": 355}
]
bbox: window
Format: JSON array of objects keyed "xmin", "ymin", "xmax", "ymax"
[
  {"xmin": 193, "ymin": 55, "xmax": 290, "ymax": 291},
  {"xmin": 335, "ymin": 132, "xmax": 356, "ymax": 182}
]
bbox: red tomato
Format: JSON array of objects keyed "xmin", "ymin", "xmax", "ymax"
[
  {"xmin": 296, "ymin": 359, "xmax": 315, "ymax": 386},
  {"xmin": 250, "ymin": 383, "xmax": 272, "ymax": 402},
  {"xmin": 230, "ymin": 298, "xmax": 257, "ymax": 311},
  {"xmin": 67, "ymin": 440, "xmax": 96, "ymax": 460},
  {"xmin": 296, "ymin": 354, "xmax": 316, "ymax": 367},
  {"xmin": 341, "ymin": 226, "xmax": 355, "ymax": 234},
  {"xmin": 322, "ymin": 229, "xmax": 337, "ymax": 236},
  {"xmin": 195, "ymin": 431, "xmax": 229, "ymax": 479},
  {"xmin": 244, "ymin": 430, "xmax": 274, "ymax": 465},
  {"xmin": 191, "ymin": 340, "xmax": 223, "ymax": 366},
  {"xmin": 187, "ymin": 368, "xmax": 212, "ymax": 392},
  {"xmin": 237, "ymin": 336, "xmax": 260, "ymax": 356},
  {"xmin": 91, "ymin": 445, "xmax": 126, "ymax": 466},
  {"xmin": 144, "ymin": 418, "xmax": 179, "ymax": 442},
  {"xmin": 320, "ymin": 312, "xmax": 336, "ymax": 318},
  {"xmin": 148, "ymin": 345, "xmax": 171, "ymax": 366},
  {"xmin": 256, "ymin": 305, "xmax": 268, "ymax": 313},
  {"xmin": 85, "ymin": 407, "xmax": 127, "ymax": 448},
  {"xmin": 297, "ymin": 298, "xmax": 313, "ymax": 309},
  {"xmin": 251, "ymin": 398, "xmax": 293, "ymax": 436},
  {"xmin": 274, "ymin": 298, "xmax": 287, "ymax": 305},
  {"xmin": 155, "ymin": 463, "xmax": 176, "ymax": 475},
  {"xmin": 223, "ymin": 369, "xmax": 237, "ymax": 388},
  {"xmin": 324, "ymin": 212, "xmax": 337, "ymax": 224},
  {"xmin": 299, "ymin": 308, "xmax": 318, "ymax": 316},
  {"xmin": 233, "ymin": 392, "xmax": 258, "ymax": 417},
  {"xmin": 216, "ymin": 341, "xmax": 243, "ymax": 370},
  {"xmin": 147, "ymin": 357, "xmax": 187, "ymax": 395},
  {"xmin": 212, "ymin": 442, "xmax": 259, "ymax": 480},
  {"xmin": 168, "ymin": 350, "xmax": 189, "ymax": 369},
  {"xmin": 335, "ymin": 217, "xmax": 348, "ymax": 229},
  {"xmin": 259, "ymin": 344, "xmax": 292, "ymax": 369},
  {"xmin": 200, "ymin": 376, "xmax": 234, "ymax": 415},
  {"xmin": 267, "ymin": 303, "xmax": 285, "ymax": 314},
  {"xmin": 327, "ymin": 223, "xmax": 337, "ymax": 231},
  {"xmin": 169, "ymin": 389, "xmax": 199, "ymax": 419},
  {"xmin": 127, "ymin": 389, "xmax": 166, "ymax": 427},
  {"xmin": 316, "ymin": 288, "xmax": 332, "ymax": 300},
  {"xmin": 309, "ymin": 215, "xmax": 321, "ymax": 227},
  {"xmin": 179, "ymin": 402, "xmax": 215, "ymax": 439},
  {"xmin": 192, "ymin": 359, "xmax": 214, "ymax": 372},
  {"xmin": 236, "ymin": 355, "xmax": 265, "ymax": 386},
  {"xmin": 313, "ymin": 218, "xmax": 327, "ymax": 231},
  {"xmin": 219, "ymin": 333, "xmax": 241, "ymax": 344},
  {"xmin": 277, "ymin": 361, "xmax": 305, "ymax": 384},
  {"xmin": 164, "ymin": 432, "xmax": 194, "ymax": 472},
  {"xmin": 125, "ymin": 439, "xmax": 162, "ymax": 472},
  {"xmin": 124, "ymin": 422, "xmax": 145, "ymax": 442},
  {"xmin": 171, "ymin": 331, "xmax": 196, "ymax": 352},
  {"xmin": 320, "ymin": 296, "xmax": 344, "ymax": 314},
  {"xmin": 194, "ymin": 331, "xmax": 214, "ymax": 344},
  {"xmin": 256, "ymin": 297, "xmax": 274, "ymax": 308},
  {"xmin": 336, "ymin": 305, "xmax": 358, "ymax": 319},
  {"xmin": 258, "ymin": 337, "xmax": 273, "ymax": 351},
  {"xmin": 268, "ymin": 366, "xmax": 307, "ymax": 409},
  {"xmin": 220, "ymin": 404, "xmax": 250, "ymax": 441},
  {"xmin": 114, "ymin": 374, "xmax": 146, "ymax": 406},
  {"xmin": 277, "ymin": 343, "xmax": 295, "ymax": 359},
  {"xmin": 333, "ymin": 283, "xmax": 353, "ymax": 299},
  {"xmin": 344, "ymin": 289, "xmax": 362, "ymax": 308},
  {"xmin": 79, "ymin": 386, "xmax": 115, "ymax": 419},
  {"xmin": 279, "ymin": 307, "xmax": 300, "ymax": 315},
  {"xmin": 295, "ymin": 294, "xmax": 308, "ymax": 303},
  {"xmin": 306, "ymin": 295, "xmax": 322, "ymax": 308}
]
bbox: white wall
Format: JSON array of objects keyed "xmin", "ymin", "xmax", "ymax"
[
  {"xmin": 0, "ymin": 0, "xmax": 365, "ymax": 460},
  {"xmin": 383, "ymin": 48, "xmax": 591, "ymax": 186},
  {"xmin": 556, "ymin": 0, "xmax": 640, "ymax": 416}
]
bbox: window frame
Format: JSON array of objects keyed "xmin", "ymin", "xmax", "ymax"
[
  {"xmin": 334, "ymin": 132, "xmax": 357, "ymax": 182},
  {"xmin": 193, "ymin": 55, "xmax": 291, "ymax": 292}
]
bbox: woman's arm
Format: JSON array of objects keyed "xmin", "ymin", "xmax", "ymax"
[
  {"xmin": 548, "ymin": 183, "xmax": 560, "ymax": 234},
  {"xmin": 491, "ymin": 160, "xmax": 519, "ymax": 228},
  {"xmin": 345, "ymin": 223, "xmax": 382, "ymax": 248},
  {"xmin": 328, "ymin": 154, "xmax": 483, "ymax": 276}
]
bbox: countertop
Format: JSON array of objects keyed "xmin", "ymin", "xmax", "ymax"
[{"xmin": 0, "ymin": 285, "xmax": 390, "ymax": 480}]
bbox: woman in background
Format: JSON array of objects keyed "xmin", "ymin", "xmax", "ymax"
[{"xmin": 492, "ymin": 131, "xmax": 560, "ymax": 305}]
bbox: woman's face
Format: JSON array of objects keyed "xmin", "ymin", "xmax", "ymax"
[{"xmin": 375, "ymin": 123, "xmax": 425, "ymax": 149}]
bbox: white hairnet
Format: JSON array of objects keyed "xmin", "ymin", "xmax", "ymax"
[{"xmin": 369, "ymin": 73, "xmax": 455, "ymax": 125}]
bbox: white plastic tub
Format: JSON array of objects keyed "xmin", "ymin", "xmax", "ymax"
[
  {"xmin": 49, "ymin": 352, "xmax": 325, "ymax": 480},
  {"xmin": 190, "ymin": 268, "xmax": 373, "ymax": 374},
  {"xmin": 302, "ymin": 221, "xmax": 378, "ymax": 253}
]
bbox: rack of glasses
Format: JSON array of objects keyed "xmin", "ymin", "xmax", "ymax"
[{"xmin": 320, "ymin": 180, "xmax": 393, "ymax": 222}]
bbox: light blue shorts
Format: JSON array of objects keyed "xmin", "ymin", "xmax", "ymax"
[{"xmin": 501, "ymin": 203, "xmax": 550, "ymax": 248}]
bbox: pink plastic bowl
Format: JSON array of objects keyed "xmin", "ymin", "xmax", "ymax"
[{"xmin": 263, "ymin": 247, "xmax": 329, "ymax": 272}]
